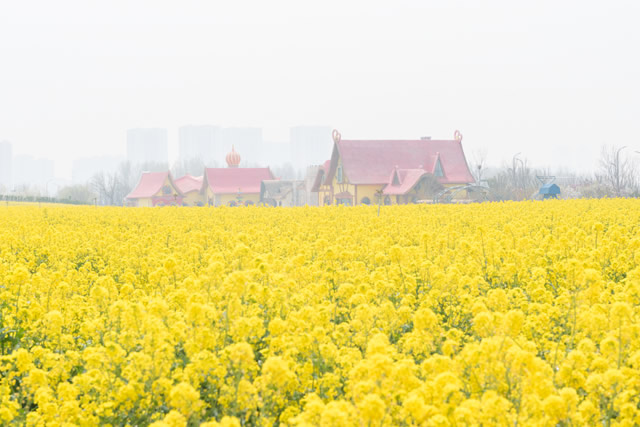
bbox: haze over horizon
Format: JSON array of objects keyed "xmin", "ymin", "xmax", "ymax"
[{"xmin": 1, "ymin": 0, "xmax": 639, "ymax": 180}]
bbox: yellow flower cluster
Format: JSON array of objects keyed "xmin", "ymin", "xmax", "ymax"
[{"xmin": 1, "ymin": 200, "xmax": 640, "ymax": 426}]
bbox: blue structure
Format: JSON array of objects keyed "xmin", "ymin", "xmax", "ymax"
[{"xmin": 538, "ymin": 183, "xmax": 561, "ymax": 199}]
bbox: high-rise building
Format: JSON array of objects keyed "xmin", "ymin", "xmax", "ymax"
[
  {"xmin": 261, "ymin": 141, "xmax": 292, "ymax": 167},
  {"xmin": 0, "ymin": 140, "xmax": 12, "ymax": 191},
  {"xmin": 178, "ymin": 125, "xmax": 220, "ymax": 166},
  {"xmin": 72, "ymin": 155, "xmax": 123, "ymax": 184},
  {"xmin": 219, "ymin": 127, "xmax": 263, "ymax": 165},
  {"xmin": 290, "ymin": 126, "xmax": 333, "ymax": 170},
  {"xmin": 12, "ymin": 155, "xmax": 54, "ymax": 192},
  {"xmin": 126, "ymin": 128, "xmax": 169, "ymax": 166}
]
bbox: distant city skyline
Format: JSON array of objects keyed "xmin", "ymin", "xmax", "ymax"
[
  {"xmin": 12, "ymin": 155, "xmax": 55, "ymax": 193},
  {"xmin": 2, "ymin": 1, "xmax": 638, "ymax": 181},
  {"xmin": 0, "ymin": 141, "xmax": 12, "ymax": 190},
  {"xmin": 127, "ymin": 128, "xmax": 169, "ymax": 166},
  {"xmin": 0, "ymin": 124, "xmax": 339, "ymax": 187}
]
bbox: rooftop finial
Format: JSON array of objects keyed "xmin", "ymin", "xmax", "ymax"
[
  {"xmin": 454, "ymin": 130, "xmax": 463, "ymax": 142},
  {"xmin": 332, "ymin": 129, "xmax": 342, "ymax": 143},
  {"xmin": 226, "ymin": 145, "xmax": 241, "ymax": 167}
]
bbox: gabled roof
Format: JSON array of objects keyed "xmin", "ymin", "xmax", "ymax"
[
  {"xmin": 326, "ymin": 138, "xmax": 474, "ymax": 185},
  {"xmin": 203, "ymin": 167, "xmax": 274, "ymax": 194},
  {"xmin": 126, "ymin": 171, "xmax": 183, "ymax": 199},
  {"xmin": 311, "ymin": 160, "xmax": 331, "ymax": 191},
  {"xmin": 539, "ymin": 183, "xmax": 561, "ymax": 195},
  {"xmin": 175, "ymin": 174, "xmax": 203, "ymax": 194},
  {"xmin": 383, "ymin": 168, "xmax": 429, "ymax": 195}
]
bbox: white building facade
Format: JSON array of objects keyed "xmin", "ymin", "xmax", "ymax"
[
  {"xmin": 126, "ymin": 128, "xmax": 169, "ymax": 166},
  {"xmin": 12, "ymin": 155, "xmax": 55, "ymax": 193},
  {"xmin": 178, "ymin": 125, "xmax": 219, "ymax": 166},
  {"xmin": 290, "ymin": 126, "xmax": 333, "ymax": 172},
  {"xmin": 0, "ymin": 141, "xmax": 12, "ymax": 191}
]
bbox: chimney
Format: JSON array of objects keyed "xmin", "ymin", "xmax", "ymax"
[{"xmin": 421, "ymin": 136, "xmax": 431, "ymax": 140}]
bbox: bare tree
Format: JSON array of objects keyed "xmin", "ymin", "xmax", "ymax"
[
  {"xmin": 486, "ymin": 155, "xmax": 537, "ymax": 201},
  {"xmin": 271, "ymin": 163, "xmax": 298, "ymax": 180},
  {"xmin": 172, "ymin": 158, "xmax": 209, "ymax": 177},
  {"xmin": 470, "ymin": 148, "xmax": 488, "ymax": 183},
  {"xmin": 91, "ymin": 171, "xmax": 120, "ymax": 205},
  {"xmin": 598, "ymin": 145, "xmax": 637, "ymax": 197},
  {"xmin": 57, "ymin": 184, "xmax": 96, "ymax": 204}
]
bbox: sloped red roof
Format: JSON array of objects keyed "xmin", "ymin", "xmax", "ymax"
[
  {"xmin": 203, "ymin": 167, "xmax": 274, "ymax": 194},
  {"xmin": 126, "ymin": 171, "xmax": 183, "ymax": 199},
  {"xmin": 175, "ymin": 174, "xmax": 203, "ymax": 194},
  {"xmin": 311, "ymin": 160, "xmax": 332, "ymax": 191},
  {"xmin": 383, "ymin": 168, "xmax": 428, "ymax": 195},
  {"xmin": 327, "ymin": 139, "xmax": 474, "ymax": 185}
]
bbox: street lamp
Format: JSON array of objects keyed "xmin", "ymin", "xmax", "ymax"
[
  {"xmin": 512, "ymin": 153, "xmax": 525, "ymax": 199},
  {"xmin": 612, "ymin": 146, "xmax": 627, "ymax": 196}
]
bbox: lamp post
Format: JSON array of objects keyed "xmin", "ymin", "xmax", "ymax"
[
  {"xmin": 612, "ymin": 146, "xmax": 627, "ymax": 197},
  {"xmin": 512, "ymin": 153, "xmax": 523, "ymax": 200},
  {"xmin": 375, "ymin": 189, "xmax": 383, "ymax": 216}
]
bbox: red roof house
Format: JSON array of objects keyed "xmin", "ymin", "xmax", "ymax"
[
  {"xmin": 313, "ymin": 130, "xmax": 474, "ymax": 205},
  {"xmin": 201, "ymin": 147, "xmax": 275, "ymax": 206},
  {"xmin": 125, "ymin": 171, "xmax": 184, "ymax": 207}
]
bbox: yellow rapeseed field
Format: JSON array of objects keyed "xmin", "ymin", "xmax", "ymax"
[{"xmin": 1, "ymin": 200, "xmax": 640, "ymax": 426}]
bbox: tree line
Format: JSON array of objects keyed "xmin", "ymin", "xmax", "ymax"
[{"xmin": 2, "ymin": 144, "xmax": 637, "ymax": 205}]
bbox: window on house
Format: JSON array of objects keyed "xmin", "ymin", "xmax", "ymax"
[
  {"xmin": 337, "ymin": 166, "xmax": 343, "ymax": 183},
  {"xmin": 384, "ymin": 196, "xmax": 391, "ymax": 205},
  {"xmin": 361, "ymin": 197, "xmax": 371, "ymax": 205}
]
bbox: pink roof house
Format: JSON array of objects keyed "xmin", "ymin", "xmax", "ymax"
[
  {"xmin": 201, "ymin": 147, "xmax": 275, "ymax": 206},
  {"xmin": 312, "ymin": 130, "xmax": 474, "ymax": 205},
  {"xmin": 125, "ymin": 171, "xmax": 184, "ymax": 207}
]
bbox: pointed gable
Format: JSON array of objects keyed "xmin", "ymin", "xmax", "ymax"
[
  {"xmin": 433, "ymin": 154, "xmax": 444, "ymax": 177},
  {"xmin": 126, "ymin": 171, "xmax": 183, "ymax": 199},
  {"xmin": 383, "ymin": 169, "xmax": 429, "ymax": 195},
  {"xmin": 310, "ymin": 160, "xmax": 331, "ymax": 192}
]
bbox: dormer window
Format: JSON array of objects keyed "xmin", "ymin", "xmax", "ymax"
[{"xmin": 434, "ymin": 159, "xmax": 444, "ymax": 177}]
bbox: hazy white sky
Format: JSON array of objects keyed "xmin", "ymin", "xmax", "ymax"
[{"xmin": 1, "ymin": 0, "xmax": 639, "ymax": 178}]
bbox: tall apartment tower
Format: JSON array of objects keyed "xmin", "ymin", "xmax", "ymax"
[
  {"xmin": 12, "ymin": 155, "xmax": 54, "ymax": 191},
  {"xmin": 290, "ymin": 126, "xmax": 333, "ymax": 170},
  {"xmin": 178, "ymin": 125, "xmax": 220, "ymax": 166},
  {"xmin": 0, "ymin": 141, "xmax": 12, "ymax": 191},
  {"xmin": 126, "ymin": 128, "xmax": 169, "ymax": 166}
]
